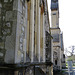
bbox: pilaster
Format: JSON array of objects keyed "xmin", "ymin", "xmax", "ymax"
[
  {"xmin": 29, "ymin": 0, "xmax": 34, "ymax": 62},
  {"xmin": 34, "ymin": 0, "xmax": 38, "ymax": 60},
  {"xmin": 37, "ymin": 0, "xmax": 41, "ymax": 62},
  {"xmin": 40, "ymin": 11, "xmax": 43, "ymax": 61},
  {"xmin": 43, "ymin": 14, "xmax": 45, "ymax": 62}
]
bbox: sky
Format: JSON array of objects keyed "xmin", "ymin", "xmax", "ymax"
[{"xmin": 47, "ymin": 0, "xmax": 75, "ymax": 49}]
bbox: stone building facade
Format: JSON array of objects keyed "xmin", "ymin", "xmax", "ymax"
[
  {"xmin": 0, "ymin": 0, "xmax": 53, "ymax": 75},
  {"xmin": 60, "ymin": 33, "xmax": 66, "ymax": 68},
  {"xmin": 51, "ymin": 0, "xmax": 65, "ymax": 70}
]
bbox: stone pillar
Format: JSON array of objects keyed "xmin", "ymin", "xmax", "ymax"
[
  {"xmin": 26, "ymin": 1, "xmax": 30, "ymax": 54},
  {"xmin": 34, "ymin": 0, "xmax": 41, "ymax": 62},
  {"xmin": 37, "ymin": 0, "xmax": 41, "ymax": 62},
  {"xmin": 29, "ymin": 0, "xmax": 34, "ymax": 62},
  {"xmin": 43, "ymin": 14, "xmax": 45, "ymax": 62},
  {"xmin": 40, "ymin": 12, "xmax": 43, "ymax": 61},
  {"xmin": 40, "ymin": 3, "xmax": 45, "ymax": 62},
  {"xmin": 24, "ymin": 0, "xmax": 28, "ymax": 63},
  {"xmin": 34, "ymin": 0, "xmax": 38, "ymax": 59},
  {"xmin": 23, "ymin": 39, "xmax": 26, "ymax": 62}
]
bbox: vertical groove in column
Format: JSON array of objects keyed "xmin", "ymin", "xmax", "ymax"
[
  {"xmin": 29, "ymin": 0, "xmax": 34, "ymax": 62},
  {"xmin": 34, "ymin": 0, "xmax": 37, "ymax": 59},
  {"xmin": 40, "ymin": 11, "xmax": 43, "ymax": 61},
  {"xmin": 37, "ymin": 0, "xmax": 40, "ymax": 62},
  {"xmin": 26, "ymin": 1, "xmax": 30, "ymax": 56},
  {"xmin": 43, "ymin": 14, "xmax": 45, "ymax": 62}
]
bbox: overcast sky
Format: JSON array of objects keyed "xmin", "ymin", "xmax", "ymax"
[{"xmin": 47, "ymin": 0, "xmax": 75, "ymax": 49}]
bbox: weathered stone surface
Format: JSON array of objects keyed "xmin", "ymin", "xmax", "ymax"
[
  {"xmin": 52, "ymin": 34, "xmax": 59, "ymax": 42},
  {"xmin": 13, "ymin": 10, "xmax": 17, "ymax": 21},
  {"xmin": 5, "ymin": 11, "xmax": 13, "ymax": 21},
  {"xmin": 4, "ymin": 0, "xmax": 8, "ymax": 2},
  {"xmin": 0, "ymin": 3, "xmax": 2, "ymax": 7},
  {"xmin": 4, "ymin": 22, "xmax": 16, "ymax": 63},
  {"xmin": 0, "ymin": 42, "xmax": 4, "ymax": 49},
  {"xmin": 13, "ymin": 0, "xmax": 18, "ymax": 10},
  {"xmin": 0, "ymin": 52, "xmax": 3, "ymax": 57},
  {"xmin": 45, "ymin": 31, "xmax": 51, "ymax": 62}
]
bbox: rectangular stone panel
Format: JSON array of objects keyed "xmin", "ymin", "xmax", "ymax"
[
  {"xmin": 5, "ymin": 11, "xmax": 13, "ymax": 21},
  {"xmin": 52, "ymin": 34, "xmax": 59, "ymax": 42}
]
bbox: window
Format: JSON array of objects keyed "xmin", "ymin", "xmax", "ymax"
[
  {"xmin": 55, "ymin": 60, "xmax": 57, "ymax": 65},
  {"xmin": 53, "ymin": 13, "xmax": 56, "ymax": 15}
]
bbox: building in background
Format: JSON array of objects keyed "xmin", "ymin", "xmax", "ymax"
[
  {"xmin": 51, "ymin": 0, "xmax": 65, "ymax": 70},
  {"xmin": 60, "ymin": 33, "xmax": 66, "ymax": 68},
  {"xmin": 0, "ymin": 0, "xmax": 53, "ymax": 75}
]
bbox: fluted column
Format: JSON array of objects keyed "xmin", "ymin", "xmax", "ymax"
[
  {"xmin": 43, "ymin": 14, "xmax": 45, "ymax": 62},
  {"xmin": 27, "ymin": 1, "xmax": 30, "ymax": 55},
  {"xmin": 37, "ymin": 0, "xmax": 41, "ymax": 62},
  {"xmin": 40, "ymin": 7, "xmax": 43, "ymax": 61},
  {"xmin": 29, "ymin": 0, "xmax": 34, "ymax": 62},
  {"xmin": 34, "ymin": 0, "xmax": 38, "ymax": 59},
  {"xmin": 40, "ymin": 3, "xmax": 45, "ymax": 62}
]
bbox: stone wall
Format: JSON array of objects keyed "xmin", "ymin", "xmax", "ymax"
[
  {"xmin": 0, "ymin": 0, "xmax": 16, "ymax": 63},
  {"xmin": 0, "ymin": 0, "xmax": 53, "ymax": 75}
]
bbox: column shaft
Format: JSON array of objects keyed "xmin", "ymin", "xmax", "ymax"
[
  {"xmin": 27, "ymin": 1, "xmax": 30, "ymax": 54},
  {"xmin": 40, "ymin": 10, "xmax": 43, "ymax": 61},
  {"xmin": 37, "ymin": 0, "xmax": 41, "ymax": 62},
  {"xmin": 34, "ymin": 0, "xmax": 38, "ymax": 57},
  {"xmin": 29, "ymin": 0, "xmax": 34, "ymax": 62},
  {"xmin": 43, "ymin": 14, "xmax": 45, "ymax": 62}
]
